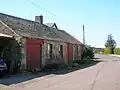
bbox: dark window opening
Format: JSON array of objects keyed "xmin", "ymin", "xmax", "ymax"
[
  {"xmin": 48, "ymin": 44, "xmax": 52, "ymax": 59},
  {"xmin": 75, "ymin": 45, "xmax": 78, "ymax": 59},
  {"xmin": 59, "ymin": 45, "xmax": 63, "ymax": 58}
]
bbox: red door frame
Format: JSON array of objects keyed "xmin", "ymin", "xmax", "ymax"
[
  {"xmin": 26, "ymin": 38, "xmax": 44, "ymax": 70},
  {"xmin": 67, "ymin": 44, "xmax": 73, "ymax": 62}
]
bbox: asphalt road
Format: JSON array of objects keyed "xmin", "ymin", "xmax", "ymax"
[{"xmin": 2, "ymin": 54, "xmax": 120, "ymax": 90}]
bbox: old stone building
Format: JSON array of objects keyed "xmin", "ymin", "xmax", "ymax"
[
  {"xmin": 45, "ymin": 23, "xmax": 83, "ymax": 62},
  {"xmin": 0, "ymin": 13, "xmax": 83, "ymax": 72}
]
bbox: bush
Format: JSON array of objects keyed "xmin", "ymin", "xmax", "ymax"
[
  {"xmin": 80, "ymin": 56, "xmax": 91, "ymax": 64},
  {"xmin": 82, "ymin": 45, "xmax": 94, "ymax": 59},
  {"xmin": 104, "ymin": 48, "xmax": 111, "ymax": 54},
  {"xmin": 114, "ymin": 48, "xmax": 120, "ymax": 55}
]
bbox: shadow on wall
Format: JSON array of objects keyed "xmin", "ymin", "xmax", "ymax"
[{"xmin": 0, "ymin": 59, "xmax": 102, "ymax": 86}]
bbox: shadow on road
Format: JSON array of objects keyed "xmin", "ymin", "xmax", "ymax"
[
  {"xmin": 0, "ymin": 72, "xmax": 49, "ymax": 85},
  {"xmin": 0, "ymin": 59, "xmax": 101, "ymax": 86}
]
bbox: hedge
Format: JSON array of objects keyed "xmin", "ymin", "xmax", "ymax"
[
  {"xmin": 114, "ymin": 48, "xmax": 120, "ymax": 55},
  {"xmin": 104, "ymin": 48, "xmax": 111, "ymax": 54}
]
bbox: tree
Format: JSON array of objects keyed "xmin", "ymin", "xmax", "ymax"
[{"xmin": 105, "ymin": 34, "xmax": 116, "ymax": 54}]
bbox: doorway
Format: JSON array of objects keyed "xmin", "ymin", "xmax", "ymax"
[{"xmin": 26, "ymin": 43, "xmax": 42, "ymax": 71}]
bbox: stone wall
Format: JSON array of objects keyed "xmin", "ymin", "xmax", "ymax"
[
  {"xmin": 20, "ymin": 38, "xmax": 26, "ymax": 70},
  {"xmin": 42, "ymin": 40, "xmax": 67, "ymax": 67},
  {"xmin": 72, "ymin": 44, "xmax": 76, "ymax": 61},
  {"xmin": 78, "ymin": 45, "xmax": 83, "ymax": 60},
  {"xmin": 72, "ymin": 44, "xmax": 83, "ymax": 61}
]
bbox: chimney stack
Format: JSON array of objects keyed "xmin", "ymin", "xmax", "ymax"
[{"xmin": 35, "ymin": 15, "xmax": 43, "ymax": 24}]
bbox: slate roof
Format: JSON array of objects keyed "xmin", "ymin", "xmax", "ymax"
[
  {"xmin": 0, "ymin": 13, "xmax": 82, "ymax": 45},
  {"xmin": 49, "ymin": 29, "xmax": 82, "ymax": 45},
  {"xmin": 58, "ymin": 30, "xmax": 82, "ymax": 44},
  {"xmin": 45, "ymin": 22, "xmax": 82, "ymax": 45},
  {"xmin": 0, "ymin": 13, "xmax": 63, "ymax": 41}
]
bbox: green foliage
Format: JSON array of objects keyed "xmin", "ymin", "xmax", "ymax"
[
  {"xmin": 96, "ymin": 52, "xmax": 103, "ymax": 54},
  {"xmin": 60, "ymin": 56, "xmax": 94, "ymax": 70},
  {"xmin": 80, "ymin": 56, "xmax": 91, "ymax": 64},
  {"xmin": 82, "ymin": 45, "xmax": 95, "ymax": 59},
  {"xmin": 105, "ymin": 34, "xmax": 116, "ymax": 54},
  {"xmin": 104, "ymin": 48, "xmax": 111, "ymax": 54},
  {"xmin": 114, "ymin": 48, "xmax": 120, "ymax": 55},
  {"xmin": 96, "ymin": 52, "xmax": 100, "ymax": 54}
]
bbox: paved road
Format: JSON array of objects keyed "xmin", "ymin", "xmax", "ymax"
[{"xmin": 2, "ymin": 54, "xmax": 120, "ymax": 90}]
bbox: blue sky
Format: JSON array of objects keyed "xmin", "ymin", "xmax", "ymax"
[{"xmin": 0, "ymin": 0, "xmax": 120, "ymax": 48}]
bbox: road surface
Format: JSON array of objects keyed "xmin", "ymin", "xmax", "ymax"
[{"xmin": 1, "ymin": 54, "xmax": 120, "ymax": 90}]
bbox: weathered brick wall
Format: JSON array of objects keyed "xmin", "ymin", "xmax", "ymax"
[{"xmin": 42, "ymin": 40, "xmax": 67, "ymax": 67}]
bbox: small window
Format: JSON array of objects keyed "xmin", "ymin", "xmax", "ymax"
[
  {"xmin": 59, "ymin": 45, "xmax": 63, "ymax": 58},
  {"xmin": 75, "ymin": 45, "xmax": 78, "ymax": 60},
  {"xmin": 76, "ymin": 45, "xmax": 78, "ymax": 55},
  {"xmin": 75, "ymin": 45, "xmax": 78, "ymax": 56},
  {"xmin": 48, "ymin": 44, "xmax": 52, "ymax": 59}
]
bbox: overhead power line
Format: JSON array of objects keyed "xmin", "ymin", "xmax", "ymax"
[{"xmin": 25, "ymin": 0, "xmax": 56, "ymax": 16}]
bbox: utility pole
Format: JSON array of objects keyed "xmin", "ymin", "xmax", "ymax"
[{"xmin": 83, "ymin": 25, "xmax": 85, "ymax": 45}]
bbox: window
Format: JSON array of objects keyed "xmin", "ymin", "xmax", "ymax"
[
  {"xmin": 76, "ymin": 45, "xmax": 78, "ymax": 55},
  {"xmin": 75, "ymin": 45, "xmax": 78, "ymax": 59},
  {"xmin": 48, "ymin": 44, "xmax": 52, "ymax": 59},
  {"xmin": 59, "ymin": 45, "xmax": 63, "ymax": 58}
]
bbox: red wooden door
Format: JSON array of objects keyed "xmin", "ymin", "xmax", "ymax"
[
  {"xmin": 67, "ymin": 44, "xmax": 73, "ymax": 62},
  {"xmin": 26, "ymin": 44, "xmax": 41, "ymax": 70}
]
